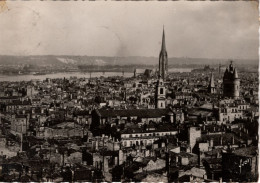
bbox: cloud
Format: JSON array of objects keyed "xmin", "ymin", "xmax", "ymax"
[{"xmin": 0, "ymin": 1, "xmax": 258, "ymax": 60}]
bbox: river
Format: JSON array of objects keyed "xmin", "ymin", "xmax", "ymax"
[{"xmin": 0, "ymin": 68, "xmax": 192, "ymax": 82}]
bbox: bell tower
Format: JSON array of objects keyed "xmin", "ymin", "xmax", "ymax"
[
  {"xmin": 155, "ymin": 77, "xmax": 166, "ymax": 109},
  {"xmin": 223, "ymin": 61, "xmax": 240, "ymax": 99}
]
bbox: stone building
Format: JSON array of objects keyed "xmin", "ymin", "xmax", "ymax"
[{"xmin": 223, "ymin": 61, "xmax": 240, "ymax": 99}]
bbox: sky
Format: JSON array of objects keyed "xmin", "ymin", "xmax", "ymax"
[{"xmin": 0, "ymin": 1, "xmax": 258, "ymax": 59}]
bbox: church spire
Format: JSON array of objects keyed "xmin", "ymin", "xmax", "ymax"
[
  {"xmin": 158, "ymin": 26, "xmax": 168, "ymax": 81},
  {"xmin": 210, "ymin": 72, "xmax": 215, "ymax": 88},
  {"xmin": 161, "ymin": 26, "xmax": 166, "ymax": 52},
  {"xmin": 208, "ymin": 72, "xmax": 216, "ymax": 94}
]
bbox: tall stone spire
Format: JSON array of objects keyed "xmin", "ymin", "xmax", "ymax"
[
  {"xmin": 233, "ymin": 68, "xmax": 238, "ymax": 78},
  {"xmin": 161, "ymin": 26, "xmax": 166, "ymax": 52},
  {"xmin": 208, "ymin": 73, "xmax": 216, "ymax": 94},
  {"xmin": 210, "ymin": 73, "xmax": 215, "ymax": 88},
  {"xmin": 159, "ymin": 26, "xmax": 168, "ymax": 81}
]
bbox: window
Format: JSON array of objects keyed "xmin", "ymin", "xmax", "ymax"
[
  {"xmin": 160, "ymin": 88, "xmax": 164, "ymax": 94},
  {"xmin": 161, "ymin": 103, "xmax": 163, "ymax": 107}
]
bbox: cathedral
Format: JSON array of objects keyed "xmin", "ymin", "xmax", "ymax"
[{"xmin": 223, "ymin": 61, "xmax": 240, "ymax": 99}]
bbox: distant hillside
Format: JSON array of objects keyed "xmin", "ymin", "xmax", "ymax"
[{"xmin": 0, "ymin": 55, "xmax": 258, "ymax": 67}]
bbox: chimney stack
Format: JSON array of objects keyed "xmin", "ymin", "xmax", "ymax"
[
  {"xmin": 219, "ymin": 177, "xmax": 222, "ymax": 183},
  {"xmin": 209, "ymin": 139, "xmax": 214, "ymax": 147},
  {"xmin": 189, "ymin": 175, "xmax": 194, "ymax": 182}
]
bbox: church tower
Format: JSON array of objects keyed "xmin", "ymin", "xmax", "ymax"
[
  {"xmin": 155, "ymin": 77, "xmax": 166, "ymax": 109},
  {"xmin": 208, "ymin": 73, "xmax": 216, "ymax": 94},
  {"xmin": 223, "ymin": 61, "xmax": 240, "ymax": 99},
  {"xmin": 159, "ymin": 27, "xmax": 168, "ymax": 81}
]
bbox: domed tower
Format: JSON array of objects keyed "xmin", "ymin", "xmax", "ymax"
[{"xmin": 223, "ymin": 61, "xmax": 240, "ymax": 99}]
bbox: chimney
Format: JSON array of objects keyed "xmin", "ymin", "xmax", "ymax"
[
  {"xmin": 203, "ymin": 174, "xmax": 207, "ymax": 180},
  {"xmin": 96, "ymin": 140, "xmax": 99, "ymax": 151},
  {"xmin": 216, "ymin": 151, "xmax": 220, "ymax": 158},
  {"xmin": 219, "ymin": 138, "xmax": 224, "ymax": 148},
  {"xmin": 210, "ymin": 139, "xmax": 214, "ymax": 147},
  {"xmin": 176, "ymin": 156, "xmax": 179, "ymax": 166},
  {"xmin": 189, "ymin": 175, "xmax": 194, "ymax": 182},
  {"xmin": 114, "ymin": 156, "xmax": 118, "ymax": 166},
  {"xmin": 92, "ymin": 141, "xmax": 95, "ymax": 150},
  {"xmin": 198, "ymin": 148, "xmax": 201, "ymax": 167}
]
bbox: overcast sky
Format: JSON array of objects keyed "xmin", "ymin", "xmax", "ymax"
[{"xmin": 0, "ymin": 1, "xmax": 258, "ymax": 59}]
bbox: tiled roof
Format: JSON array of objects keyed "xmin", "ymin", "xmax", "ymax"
[
  {"xmin": 232, "ymin": 146, "xmax": 257, "ymax": 157},
  {"xmin": 96, "ymin": 108, "xmax": 171, "ymax": 118}
]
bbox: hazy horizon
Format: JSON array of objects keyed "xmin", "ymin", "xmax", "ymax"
[
  {"xmin": 0, "ymin": 54, "xmax": 258, "ymax": 61},
  {"xmin": 0, "ymin": 1, "xmax": 258, "ymax": 60}
]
